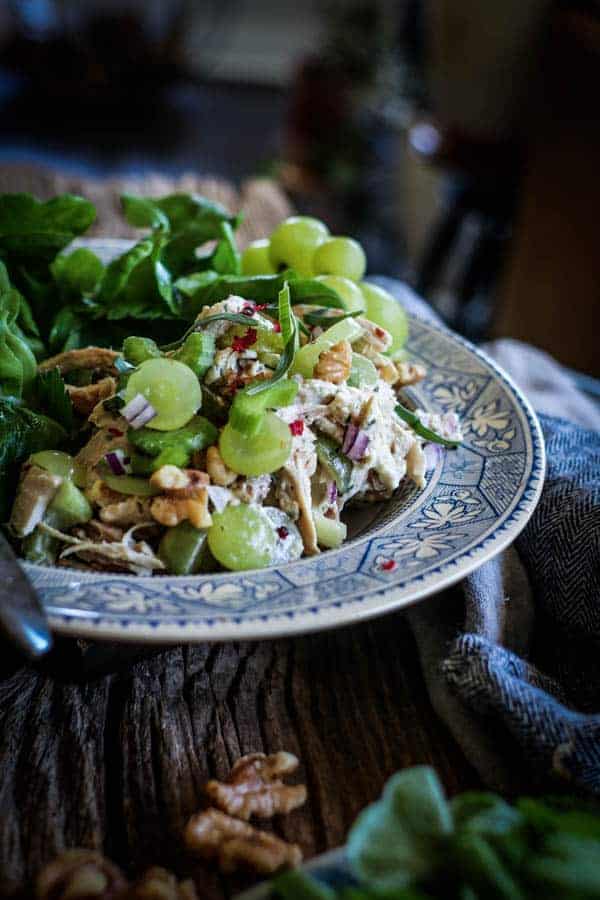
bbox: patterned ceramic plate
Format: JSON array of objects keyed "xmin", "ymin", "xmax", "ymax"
[{"xmin": 23, "ymin": 240, "xmax": 545, "ymax": 643}]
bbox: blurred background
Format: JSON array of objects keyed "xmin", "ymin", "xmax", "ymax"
[{"xmin": 0, "ymin": 0, "xmax": 598, "ymax": 382}]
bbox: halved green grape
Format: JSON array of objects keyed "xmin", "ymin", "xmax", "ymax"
[
  {"xmin": 208, "ymin": 504, "xmax": 277, "ymax": 571},
  {"xmin": 360, "ymin": 282, "xmax": 409, "ymax": 355},
  {"xmin": 124, "ymin": 358, "xmax": 202, "ymax": 431},
  {"xmin": 314, "ymin": 275, "xmax": 366, "ymax": 312},
  {"xmin": 220, "ymin": 412, "xmax": 292, "ymax": 476},
  {"xmin": 241, "ymin": 238, "xmax": 276, "ymax": 275},
  {"xmin": 159, "ymin": 521, "xmax": 211, "ymax": 575},
  {"xmin": 269, "ymin": 216, "xmax": 329, "ymax": 276},
  {"xmin": 348, "ymin": 352, "xmax": 378, "ymax": 388},
  {"xmin": 291, "ymin": 316, "xmax": 364, "ymax": 378},
  {"xmin": 313, "ymin": 509, "xmax": 347, "ymax": 548},
  {"xmin": 30, "ymin": 450, "xmax": 74, "ymax": 480},
  {"xmin": 313, "ymin": 237, "xmax": 366, "ymax": 281},
  {"xmin": 102, "ymin": 473, "xmax": 160, "ymax": 497}
]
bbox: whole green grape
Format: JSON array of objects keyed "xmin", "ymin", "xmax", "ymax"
[
  {"xmin": 360, "ymin": 282, "xmax": 409, "ymax": 354},
  {"xmin": 314, "ymin": 275, "xmax": 365, "ymax": 313},
  {"xmin": 313, "ymin": 236, "xmax": 366, "ymax": 281},
  {"xmin": 268, "ymin": 216, "xmax": 329, "ymax": 276},
  {"xmin": 208, "ymin": 504, "xmax": 277, "ymax": 571},
  {"xmin": 241, "ymin": 239, "xmax": 276, "ymax": 275}
]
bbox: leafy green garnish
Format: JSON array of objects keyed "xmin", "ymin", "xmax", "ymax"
[
  {"xmin": 395, "ymin": 404, "xmax": 460, "ymax": 449},
  {"xmin": 303, "ymin": 308, "xmax": 361, "ymax": 328},
  {"xmin": 0, "ymin": 266, "xmax": 38, "ymax": 399},
  {"xmin": 33, "ymin": 369, "xmax": 74, "ymax": 433},
  {"xmin": 0, "ymin": 193, "xmax": 95, "ymax": 266}
]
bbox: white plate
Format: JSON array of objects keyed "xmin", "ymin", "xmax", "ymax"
[{"xmin": 24, "ymin": 240, "xmax": 545, "ymax": 643}]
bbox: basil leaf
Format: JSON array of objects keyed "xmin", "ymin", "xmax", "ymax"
[
  {"xmin": 347, "ymin": 767, "xmax": 453, "ymax": 889},
  {"xmin": 120, "ymin": 194, "xmax": 170, "ymax": 231},
  {"xmin": 395, "ymin": 404, "xmax": 460, "ymax": 449},
  {"xmin": 51, "ymin": 247, "xmax": 104, "ymax": 299},
  {"xmin": 212, "ymin": 221, "xmax": 241, "ymax": 275}
]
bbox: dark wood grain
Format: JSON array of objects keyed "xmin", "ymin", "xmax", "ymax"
[{"xmin": 0, "ymin": 607, "xmax": 480, "ymax": 897}]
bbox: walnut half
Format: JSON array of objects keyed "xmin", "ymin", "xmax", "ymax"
[
  {"xmin": 185, "ymin": 809, "xmax": 302, "ymax": 875},
  {"xmin": 35, "ymin": 848, "xmax": 128, "ymax": 900},
  {"xmin": 128, "ymin": 867, "xmax": 198, "ymax": 900},
  {"xmin": 205, "ymin": 752, "xmax": 306, "ymax": 821},
  {"xmin": 313, "ymin": 340, "xmax": 352, "ymax": 385}
]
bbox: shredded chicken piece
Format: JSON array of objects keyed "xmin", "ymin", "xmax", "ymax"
[
  {"xmin": 76, "ymin": 431, "xmax": 129, "ymax": 487},
  {"xmin": 276, "ymin": 426, "xmax": 319, "ymax": 556},
  {"xmin": 9, "ymin": 465, "xmax": 62, "ymax": 537},
  {"xmin": 99, "ymin": 495, "xmax": 153, "ymax": 527},
  {"xmin": 48, "ymin": 523, "xmax": 164, "ymax": 576},
  {"xmin": 355, "ymin": 316, "xmax": 392, "ymax": 353},
  {"xmin": 38, "ymin": 346, "xmax": 119, "ymax": 375},
  {"xmin": 67, "ymin": 376, "xmax": 117, "ymax": 416}
]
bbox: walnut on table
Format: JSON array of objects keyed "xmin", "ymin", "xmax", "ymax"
[
  {"xmin": 185, "ymin": 809, "xmax": 302, "ymax": 875},
  {"xmin": 205, "ymin": 752, "xmax": 307, "ymax": 821},
  {"xmin": 35, "ymin": 848, "xmax": 128, "ymax": 900},
  {"xmin": 127, "ymin": 867, "xmax": 198, "ymax": 900}
]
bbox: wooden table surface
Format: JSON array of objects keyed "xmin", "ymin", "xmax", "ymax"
[{"xmin": 0, "ymin": 600, "xmax": 480, "ymax": 897}]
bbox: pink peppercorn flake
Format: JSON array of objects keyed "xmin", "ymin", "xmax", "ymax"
[
  {"xmin": 289, "ymin": 420, "xmax": 304, "ymax": 436},
  {"xmin": 273, "ymin": 322, "xmax": 281, "ymax": 333},
  {"xmin": 108, "ymin": 428, "xmax": 123, "ymax": 437},
  {"xmin": 254, "ymin": 303, "xmax": 268, "ymax": 311},
  {"xmin": 277, "ymin": 526, "xmax": 289, "ymax": 540},
  {"xmin": 380, "ymin": 559, "xmax": 397, "ymax": 572}
]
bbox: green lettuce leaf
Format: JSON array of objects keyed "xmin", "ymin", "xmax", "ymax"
[
  {"xmin": 33, "ymin": 369, "xmax": 74, "ymax": 433},
  {"xmin": 0, "ymin": 193, "xmax": 95, "ymax": 266}
]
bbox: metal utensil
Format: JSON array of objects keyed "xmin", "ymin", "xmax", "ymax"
[{"xmin": 0, "ymin": 531, "xmax": 53, "ymax": 659}]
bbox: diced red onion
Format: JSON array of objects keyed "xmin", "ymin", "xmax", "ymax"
[
  {"xmin": 441, "ymin": 412, "xmax": 461, "ymax": 442},
  {"xmin": 424, "ymin": 443, "xmax": 442, "ymax": 471},
  {"xmin": 104, "ymin": 449, "xmax": 131, "ymax": 476},
  {"xmin": 122, "ymin": 394, "xmax": 157, "ymax": 430},
  {"xmin": 347, "ymin": 430, "xmax": 370, "ymax": 461},
  {"xmin": 327, "ymin": 481, "xmax": 338, "ymax": 503},
  {"xmin": 342, "ymin": 423, "xmax": 358, "ymax": 455},
  {"xmin": 121, "ymin": 393, "xmax": 147, "ymax": 421},
  {"xmin": 206, "ymin": 485, "xmax": 232, "ymax": 514},
  {"xmin": 312, "ymin": 326, "xmax": 324, "ymax": 339}
]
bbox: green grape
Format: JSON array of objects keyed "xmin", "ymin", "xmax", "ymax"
[
  {"xmin": 313, "ymin": 236, "xmax": 366, "ymax": 281},
  {"xmin": 208, "ymin": 504, "xmax": 277, "ymax": 571},
  {"xmin": 241, "ymin": 238, "xmax": 276, "ymax": 275},
  {"xmin": 360, "ymin": 282, "xmax": 409, "ymax": 354},
  {"xmin": 347, "ymin": 353, "xmax": 378, "ymax": 388},
  {"xmin": 291, "ymin": 316, "xmax": 364, "ymax": 379},
  {"xmin": 314, "ymin": 275, "xmax": 365, "ymax": 312},
  {"xmin": 30, "ymin": 450, "xmax": 74, "ymax": 480},
  {"xmin": 124, "ymin": 358, "xmax": 202, "ymax": 431},
  {"xmin": 268, "ymin": 216, "xmax": 329, "ymax": 276},
  {"xmin": 313, "ymin": 509, "xmax": 347, "ymax": 549},
  {"xmin": 46, "ymin": 481, "xmax": 92, "ymax": 530},
  {"xmin": 220, "ymin": 412, "xmax": 292, "ymax": 475}
]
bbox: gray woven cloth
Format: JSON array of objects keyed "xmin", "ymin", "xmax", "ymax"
[{"xmin": 372, "ymin": 277, "xmax": 600, "ymax": 795}]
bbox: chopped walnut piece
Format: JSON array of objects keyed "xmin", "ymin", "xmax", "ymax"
[
  {"xmin": 185, "ymin": 809, "xmax": 302, "ymax": 875},
  {"xmin": 35, "ymin": 848, "xmax": 128, "ymax": 900},
  {"xmin": 205, "ymin": 752, "xmax": 306, "ymax": 821},
  {"xmin": 128, "ymin": 867, "xmax": 198, "ymax": 900},
  {"xmin": 150, "ymin": 493, "xmax": 212, "ymax": 529},
  {"xmin": 313, "ymin": 340, "xmax": 352, "ymax": 384},
  {"xmin": 394, "ymin": 361, "xmax": 427, "ymax": 387},
  {"xmin": 206, "ymin": 446, "xmax": 237, "ymax": 486},
  {"xmin": 150, "ymin": 467, "xmax": 209, "ymax": 498},
  {"xmin": 68, "ymin": 377, "xmax": 118, "ymax": 416}
]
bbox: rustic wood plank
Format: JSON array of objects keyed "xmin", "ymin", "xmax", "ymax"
[{"xmin": 0, "ymin": 607, "xmax": 480, "ymax": 898}]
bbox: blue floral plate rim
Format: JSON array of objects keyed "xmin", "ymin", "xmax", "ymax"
[{"xmin": 21, "ymin": 240, "xmax": 546, "ymax": 643}]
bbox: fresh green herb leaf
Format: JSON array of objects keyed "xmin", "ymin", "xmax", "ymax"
[
  {"xmin": 395, "ymin": 404, "xmax": 460, "ymax": 449},
  {"xmin": 33, "ymin": 368, "xmax": 74, "ymax": 432},
  {"xmin": 51, "ymin": 247, "xmax": 104, "ymax": 299},
  {"xmin": 347, "ymin": 767, "xmax": 453, "ymax": 890},
  {"xmin": 120, "ymin": 194, "xmax": 170, "ymax": 231},
  {"xmin": 0, "ymin": 398, "xmax": 67, "ymax": 469},
  {"xmin": 246, "ymin": 282, "xmax": 298, "ymax": 395},
  {"xmin": 0, "ymin": 274, "xmax": 38, "ymax": 399},
  {"xmin": 272, "ymin": 870, "xmax": 337, "ymax": 900},
  {"xmin": 0, "ymin": 193, "xmax": 95, "ymax": 266},
  {"xmin": 212, "ymin": 221, "xmax": 241, "ymax": 275},
  {"xmin": 303, "ymin": 308, "xmax": 361, "ymax": 328}
]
